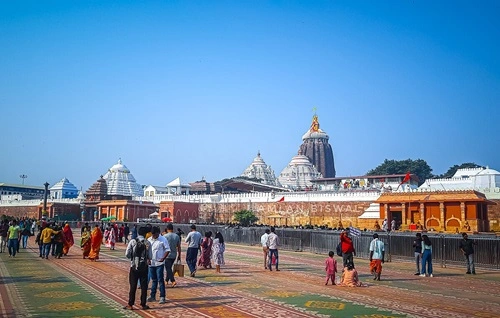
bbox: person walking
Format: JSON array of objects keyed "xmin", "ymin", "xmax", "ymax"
[
  {"xmin": 185, "ymin": 224, "xmax": 202, "ymax": 277},
  {"xmin": 369, "ymin": 233, "xmax": 385, "ymax": 281},
  {"xmin": 266, "ymin": 226, "xmax": 280, "ymax": 271},
  {"xmin": 420, "ymin": 235, "xmax": 433, "ymax": 277},
  {"xmin": 163, "ymin": 223, "xmax": 181, "ymax": 287},
  {"xmin": 7, "ymin": 220, "xmax": 21, "ymax": 257},
  {"xmin": 212, "ymin": 231, "xmax": 225, "ymax": 273},
  {"xmin": 0, "ymin": 220, "xmax": 8, "ymax": 253},
  {"xmin": 21, "ymin": 224, "xmax": 31, "ymax": 249},
  {"xmin": 412, "ymin": 233, "xmax": 423, "ymax": 275},
  {"xmin": 340, "ymin": 229, "xmax": 356, "ymax": 268},
  {"xmin": 40, "ymin": 224, "xmax": 60, "ymax": 259},
  {"xmin": 198, "ymin": 231, "xmax": 213, "ymax": 269},
  {"xmin": 459, "ymin": 232, "xmax": 477, "ymax": 275},
  {"xmin": 325, "ymin": 251, "xmax": 337, "ymax": 285},
  {"xmin": 260, "ymin": 229, "xmax": 270, "ymax": 269},
  {"xmin": 88, "ymin": 224, "xmax": 103, "ymax": 261},
  {"xmin": 124, "ymin": 226, "xmax": 151, "ymax": 310},
  {"xmin": 147, "ymin": 226, "xmax": 170, "ymax": 304},
  {"xmin": 62, "ymin": 224, "xmax": 74, "ymax": 256},
  {"xmin": 124, "ymin": 224, "xmax": 130, "ymax": 244}
]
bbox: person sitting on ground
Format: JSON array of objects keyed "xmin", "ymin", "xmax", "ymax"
[{"xmin": 339, "ymin": 262, "xmax": 363, "ymax": 287}]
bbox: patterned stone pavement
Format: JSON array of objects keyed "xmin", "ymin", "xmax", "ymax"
[{"xmin": 1, "ymin": 233, "xmax": 499, "ymax": 318}]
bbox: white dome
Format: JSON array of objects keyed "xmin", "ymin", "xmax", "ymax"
[
  {"xmin": 241, "ymin": 152, "xmax": 280, "ymax": 186},
  {"xmin": 108, "ymin": 159, "xmax": 131, "ymax": 173},
  {"xmin": 278, "ymin": 154, "xmax": 322, "ymax": 190},
  {"xmin": 103, "ymin": 159, "xmax": 143, "ymax": 197}
]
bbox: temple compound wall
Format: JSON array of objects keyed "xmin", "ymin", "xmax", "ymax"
[{"xmin": 197, "ymin": 201, "xmax": 373, "ymax": 229}]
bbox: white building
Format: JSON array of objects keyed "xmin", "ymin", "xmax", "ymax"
[
  {"xmin": 419, "ymin": 167, "xmax": 500, "ymax": 191},
  {"xmin": 102, "ymin": 159, "xmax": 143, "ymax": 197},
  {"xmin": 241, "ymin": 152, "xmax": 280, "ymax": 186},
  {"xmin": 278, "ymin": 152, "xmax": 322, "ymax": 190},
  {"xmin": 49, "ymin": 177, "xmax": 78, "ymax": 199}
]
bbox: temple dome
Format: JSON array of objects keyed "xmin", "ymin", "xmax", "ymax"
[
  {"xmin": 85, "ymin": 176, "xmax": 108, "ymax": 202},
  {"xmin": 103, "ymin": 159, "xmax": 143, "ymax": 197},
  {"xmin": 277, "ymin": 153, "xmax": 322, "ymax": 190},
  {"xmin": 241, "ymin": 152, "xmax": 280, "ymax": 186},
  {"xmin": 49, "ymin": 177, "xmax": 78, "ymax": 199}
]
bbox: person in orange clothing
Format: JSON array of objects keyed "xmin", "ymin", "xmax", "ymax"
[
  {"xmin": 62, "ymin": 224, "xmax": 74, "ymax": 256},
  {"xmin": 88, "ymin": 224, "xmax": 103, "ymax": 261},
  {"xmin": 369, "ymin": 233, "xmax": 385, "ymax": 281},
  {"xmin": 339, "ymin": 262, "xmax": 362, "ymax": 287}
]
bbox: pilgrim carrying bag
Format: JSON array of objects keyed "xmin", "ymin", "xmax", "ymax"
[{"xmin": 173, "ymin": 260, "xmax": 184, "ymax": 277}]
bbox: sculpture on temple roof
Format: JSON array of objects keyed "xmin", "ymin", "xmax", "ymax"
[{"xmin": 310, "ymin": 114, "xmax": 320, "ymax": 132}]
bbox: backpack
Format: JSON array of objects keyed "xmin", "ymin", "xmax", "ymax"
[
  {"xmin": 336, "ymin": 242, "xmax": 343, "ymax": 257},
  {"xmin": 132, "ymin": 238, "xmax": 148, "ymax": 271}
]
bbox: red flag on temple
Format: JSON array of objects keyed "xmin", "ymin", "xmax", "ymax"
[
  {"xmin": 277, "ymin": 196, "xmax": 285, "ymax": 202},
  {"xmin": 397, "ymin": 172, "xmax": 411, "ymax": 190}
]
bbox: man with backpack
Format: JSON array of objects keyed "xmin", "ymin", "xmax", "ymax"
[
  {"xmin": 340, "ymin": 229, "xmax": 356, "ymax": 268},
  {"xmin": 124, "ymin": 226, "xmax": 152, "ymax": 310}
]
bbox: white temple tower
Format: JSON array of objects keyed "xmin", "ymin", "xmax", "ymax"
[
  {"xmin": 102, "ymin": 159, "xmax": 143, "ymax": 197},
  {"xmin": 241, "ymin": 152, "xmax": 280, "ymax": 186}
]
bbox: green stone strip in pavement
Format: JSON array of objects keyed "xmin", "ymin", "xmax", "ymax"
[
  {"xmin": 206, "ymin": 252, "xmax": 409, "ymax": 318},
  {"xmin": 0, "ymin": 251, "xmax": 140, "ymax": 318}
]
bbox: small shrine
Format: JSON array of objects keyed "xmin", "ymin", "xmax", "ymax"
[{"xmin": 376, "ymin": 190, "xmax": 495, "ymax": 232}]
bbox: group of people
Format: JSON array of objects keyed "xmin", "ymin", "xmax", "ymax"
[
  {"xmin": 35, "ymin": 221, "xmax": 75, "ymax": 259},
  {"xmin": 260, "ymin": 227, "xmax": 280, "ymax": 271},
  {"xmin": 123, "ymin": 223, "xmax": 226, "ymax": 310},
  {"xmin": 325, "ymin": 228, "xmax": 479, "ymax": 288},
  {"xmin": 0, "ymin": 219, "xmax": 36, "ymax": 257}
]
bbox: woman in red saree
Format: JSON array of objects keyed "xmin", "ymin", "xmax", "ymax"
[
  {"xmin": 81, "ymin": 227, "xmax": 91, "ymax": 259},
  {"xmin": 198, "ymin": 231, "xmax": 213, "ymax": 269},
  {"xmin": 62, "ymin": 224, "xmax": 74, "ymax": 255},
  {"xmin": 88, "ymin": 224, "xmax": 103, "ymax": 261}
]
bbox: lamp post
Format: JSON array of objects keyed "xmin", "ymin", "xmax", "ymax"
[
  {"xmin": 19, "ymin": 174, "xmax": 28, "ymax": 185},
  {"xmin": 42, "ymin": 182, "xmax": 49, "ymax": 218}
]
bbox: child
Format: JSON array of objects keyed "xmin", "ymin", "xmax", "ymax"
[
  {"xmin": 340, "ymin": 262, "xmax": 363, "ymax": 287},
  {"xmin": 325, "ymin": 250, "xmax": 338, "ymax": 285}
]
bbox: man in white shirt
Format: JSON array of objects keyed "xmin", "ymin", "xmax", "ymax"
[
  {"xmin": 260, "ymin": 229, "xmax": 270, "ymax": 269},
  {"xmin": 147, "ymin": 226, "xmax": 170, "ymax": 304},
  {"xmin": 266, "ymin": 227, "xmax": 280, "ymax": 271},
  {"xmin": 369, "ymin": 233, "xmax": 385, "ymax": 281}
]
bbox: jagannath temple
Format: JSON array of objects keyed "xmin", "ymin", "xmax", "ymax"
[{"xmin": 1, "ymin": 112, "xmax": 500, "ymax": 232}]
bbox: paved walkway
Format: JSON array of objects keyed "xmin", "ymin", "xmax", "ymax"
[{"xmin": 1, "ymin": 234, "xmax": 499, "ymax": 317}]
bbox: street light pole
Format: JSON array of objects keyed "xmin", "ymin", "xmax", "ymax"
[
  {"xmin": 43, "ymin": 182, "xmax": 49, "ymax": 218},
  {"xmin": 19, "ymin": 174, "xmax": 28, "ymax": 185}
]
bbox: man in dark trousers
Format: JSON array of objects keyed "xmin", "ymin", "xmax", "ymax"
[
  {"xmin": 340, "ymin": 229, "xmax": 356, "ymax": 268},
  {"xmin": 412, "ymin": 233, "xmax": 423, "ymax": 275},
  {"xmin": 459, "ymin": 232, "xmax": 477, "ymax": 274},
  {"xmin": 124, "ymin": 226, "xmax": 151, "ymax": 310}
]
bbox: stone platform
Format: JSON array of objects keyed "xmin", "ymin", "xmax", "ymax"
[{"xmin": 1, "ymin": 234, "xmax": 499, "ymax": 317}]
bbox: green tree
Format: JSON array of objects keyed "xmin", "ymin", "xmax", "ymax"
[
  {"xmin": 434, "ymin": 162, "xmax": 483, "ymax": 179},
  {"xmin": 367, "ymin": 159, "xmax": 433, "ymax": 185},
  {"xmin": 233, "ymin": 210, "xmax": 258, "ymax": 226}
]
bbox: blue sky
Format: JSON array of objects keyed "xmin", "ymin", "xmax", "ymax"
[{"xmin": 1, "ymin": 1, "xmax": 499, "ymax": 191}]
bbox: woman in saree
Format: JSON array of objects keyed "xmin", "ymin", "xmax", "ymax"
[
  {"xmin": 88, "ymin": 224, "xmax": 103, "ymax": 261},
  {"xmin": 81, "ymin": 227, "xmax": 91, "ymax": 259},
  {"xmin": 198, "ymin": 231, "xmax": 213, "ymax": 269},
  {"xmin": 62, "ymin": 224, "xmax": 74, "ymax": 256}
]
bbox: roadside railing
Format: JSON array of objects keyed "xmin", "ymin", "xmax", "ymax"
[{"xmin": 64, "ymin": 221, "xmax": 500, "ymax": 270}]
